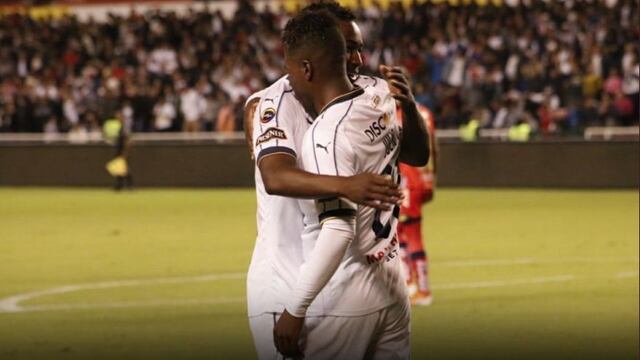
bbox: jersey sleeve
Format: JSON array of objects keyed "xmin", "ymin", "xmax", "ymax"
[
  {"xmin": 253, "ymin": 90, "xmax": 298, "ymax": 164},
  {"xmin": 303, "ymin": 106, "xmax": 358, "ymax": 223},
  {"xmin": 244, "ymin": 88, "xmax": 266, "ymax": 108}
]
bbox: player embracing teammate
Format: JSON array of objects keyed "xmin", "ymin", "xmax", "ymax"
[{"xmin": 244, "ymin": 2, "xmax": 430, "ymax": 359}]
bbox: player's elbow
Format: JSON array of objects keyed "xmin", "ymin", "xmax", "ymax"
[
  {"xmin": 259, "ymin": 155, "xmax": 299, "ymax": 196},
  {"xmin": 262, "ymin": 172, "xmax": 287, "ymax": 195}
]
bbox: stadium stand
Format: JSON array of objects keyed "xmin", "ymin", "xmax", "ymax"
[{"xmin": 0, "ymin": 0, "xmax": 638, "ymax": 139}]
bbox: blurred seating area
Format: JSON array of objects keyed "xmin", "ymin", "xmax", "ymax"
[{"xmin": 0, "ymin": 0, "xmax": 637, "ymax": 138}]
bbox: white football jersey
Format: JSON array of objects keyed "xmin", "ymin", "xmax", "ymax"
[
  {"xmin": 354, "ymin": 74, "xmax": 391, "ymax": 93},
  {"xmin": 248, "ymin": 75, "xmax": 391, "ymax": 317},
  {"xmin": 298, "ymin": 86, "xmax": 407, "ymax": 317},
  {"xmin": 247, "ymin": 76, "xmax": 313, "ymax": 316}
]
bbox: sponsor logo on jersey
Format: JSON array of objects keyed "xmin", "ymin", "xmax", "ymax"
[
  {"xmin": 365, "ymin": 236, "xmax": 399, "ymax": 264},
  {"xmin": 260, "ymin": 108, "xmax": 276, "ymax": 124},
  {"xmin": 364, "ymin": 113, "xmax": 399, "ymax": 155},
  {"xmin": 382, "ymin": 129, "xmax": 399, "ymax": 155},
  {"xmin": 364, "ymin": 114, "xmax": 388, "ymax": 142},
  {"xmin": 256, "ymin": 127, "xmax": 287, "ymax": 146}
]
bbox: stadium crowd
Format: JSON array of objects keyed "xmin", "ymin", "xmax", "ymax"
[{"xmin": 0, "ymin": 0, "xmax": 638, "ymax": 136}]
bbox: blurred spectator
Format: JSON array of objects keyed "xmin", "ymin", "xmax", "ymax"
[
  {"xmin": 202, "ymin": 90, "xmax": 225, "ymax": 132},
  {"xmin": 604, "ymin": 69, "xmax": 623, "ymax": 96},
  {"xmin": 215, "ymin": 93, "xmax": 236, "ymax": 133},
  {"xmin": 180, "ymin": 85, "xmax": 205, "ymax": 132},
  {"xmin": 153, "ymin": 95, "xmax": 176, "ymax": 132}
]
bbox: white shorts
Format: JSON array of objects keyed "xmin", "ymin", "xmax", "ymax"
[
  {"xmin": 249, "ymin": 312, "xmax": 282, "ymax": 360},
  {"xmin": 248, "ymin": 299, "xmax": 410, "ymax": 360}
]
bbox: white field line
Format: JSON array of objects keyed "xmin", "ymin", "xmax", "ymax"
[
  {"xmin": 24, "ymin": 297, "xmax": 246, "ymax": 312},
  {"xmin": 432, "ymin": 275, "xmax": 576, "ymax": 290},
  {"xmin": 1, "ymin": 257, "xmax": 637, "ymax": 314},
  {"xmin": 0, "ymin": 272, "xmax": 245, "ymax": 313},
  {"xmin": 438, "ymin": 257, "xmax": 639, "ymax": 267},
  {"xmin": 0, "ymin": 275, "xmax": 581, "ymax": 314},
  {"xmin": 616, "ymin": 271, "xmax": 640, "ymax": 278}
]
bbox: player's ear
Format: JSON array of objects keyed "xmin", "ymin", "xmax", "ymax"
[{"xmin": 302, "ymin": 60, "xmax": 313, "ymax": 81}]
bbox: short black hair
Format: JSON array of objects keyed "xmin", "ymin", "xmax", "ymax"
[
  {"xmin": 282, "ymin": 10, "xmax": 346, "ymax": 64},
  {"xmin": 300, "ymin": 1, "xmax": 356, "ymax": 22}
]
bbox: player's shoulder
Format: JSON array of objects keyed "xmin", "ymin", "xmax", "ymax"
[
  {"xmin": 245, "ymin": 88, "xmax": 266, "ymax": 108},
  {"xmin": 314, "ymin": 87, "xmax": 394, "ymax": 145},
  {"xmin": 344, "ymin": 87, "xmax": 398, "ymax": 147},
  {"xmin": 249, "ymin": 76, "xmax": 292, "ymax": 108},
  {"xmin": 319, "ymin": 86, "xmax": 392, "ymax": 124},
  {"xmin": 254, "ymin": 76, "xmax": 300, "ymax": 125},
  {"xmin": 351, "ymin": 86, "xmax": 395, "ymax": 116},
  {"xmin": 353, "ymin": 74, "xmax": 390, "ymax": 93},
  {"xmin": 262, "ymin": 75, "xmax": 293, "ymax": 96},
  {"xmin": 315, "ymin": 87, "xmax": 366, "ymax": 129}
]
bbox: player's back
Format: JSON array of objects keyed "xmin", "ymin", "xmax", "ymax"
[
  {"xmin": 299, "ymin": 86, "xmax": 406, "ymax": 317},
  {"xmin": 248, "ymin": 76, "xmax": 312, "ymax": 316}
]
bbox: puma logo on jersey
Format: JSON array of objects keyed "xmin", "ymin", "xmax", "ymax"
[{"xmin": 316, "ymin": 142, "xmax": 331, "ymax": 153}]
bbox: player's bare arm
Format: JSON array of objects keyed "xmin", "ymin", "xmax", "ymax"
[
  {"xmin": 258, "ymin": 153, "xmax": 401, "ymax": 210},
  {"xmin": 380, "ymin": 65, "xmax": 430, "ymax": 166}
]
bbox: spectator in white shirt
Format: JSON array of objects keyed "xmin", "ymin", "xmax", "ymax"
[
  {"xmin": 180, "ymin": 87, "xmax": 205, "ymax": 132},
  {"xmin": 153, "ymin": 96, "xmax": 177, "ymax": 132}
]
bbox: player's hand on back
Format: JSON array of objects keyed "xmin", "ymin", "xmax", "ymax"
[
  {"xmin": 380, "ymin": 64, "xmax": 416, "ymax": 107},
  {"xmin": 341, "ymin": 173, "xmax": 402, "ymax": 210},
  {"xmin": 273, "ymin": 310, "xmax": 304, "ymax": 359}
]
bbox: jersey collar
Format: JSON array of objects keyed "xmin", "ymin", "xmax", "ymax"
[{"xmin": 318, "ymin": 86, "xmax": 364, "ymax": 116}]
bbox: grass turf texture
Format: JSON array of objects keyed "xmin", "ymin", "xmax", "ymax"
[{"xmin": 0, "ymin": 188, "xmax": 637, "ymax": 359}]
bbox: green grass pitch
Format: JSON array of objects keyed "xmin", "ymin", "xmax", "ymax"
[{"xmin": 0, "ymin": 188, "xmax": 638, "ymax": 359}]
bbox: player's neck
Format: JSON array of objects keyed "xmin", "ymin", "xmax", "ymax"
[{"xmin": 313, "ymin": 75, "xmax": 354, "ymax": 115}]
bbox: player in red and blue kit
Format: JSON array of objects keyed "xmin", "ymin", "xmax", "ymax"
[{"xmin": 397, "ymin": 104, "xmax": 437, "ymax": 306}]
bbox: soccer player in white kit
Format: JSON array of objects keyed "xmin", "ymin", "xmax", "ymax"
[
  {"xmin": 247, "ymin": 75, "xmax": 403, "ymax": 360},
  {"xmin": 245, "ymin": 3, "xmax": 429, "ymax": 359},
  {"xmin": 272, "ymin": 11, "xmax": 428, "ymax": 359},
  {"xmin": 246, "ymin": 47, "xmax": 403, "ymax": 360}
]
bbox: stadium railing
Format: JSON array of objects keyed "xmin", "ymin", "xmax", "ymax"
[
  {"xmin": 1, "ymin": 126, "xmax": 637, "ymax": 145},
  {"xmin": 583, "ymin": 127, "xmax": 640, "ymax": 141}
]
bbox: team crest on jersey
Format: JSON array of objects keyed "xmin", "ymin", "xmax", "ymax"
[
  {"xmin": 372, "ymin": 95, "xmax": 381, "ymax": 108},
  {"xmin": 260, "ymin": 108, "xmax": 276, "ymax": 124},
  {"xmin": 256, "ymin": 127, "xmax": 287, "ymax": 146}
]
